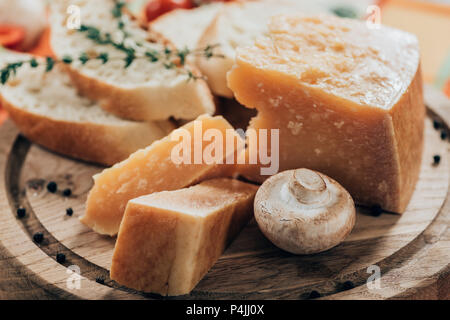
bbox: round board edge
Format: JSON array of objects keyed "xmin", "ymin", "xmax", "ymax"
[{"xmin": 0, "ymin": 85, "xmax": 449, "ymax": 300}]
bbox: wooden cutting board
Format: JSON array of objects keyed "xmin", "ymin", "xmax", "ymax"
[{"xmin": 0, "ymin": 86, "xmax": 449, "ymax": 300}]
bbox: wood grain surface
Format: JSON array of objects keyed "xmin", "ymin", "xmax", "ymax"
[{"xmin": 0, "ymin": 86, "xmax": 449, "ymax": 300}]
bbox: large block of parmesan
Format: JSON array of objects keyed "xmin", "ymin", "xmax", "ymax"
[
  {"xmin": 227, "ymin": 14, "xmax": 425, "ymax": 213},
  {"xmin": 81, "ymin": 115, "xmax": 243, "ymax": 235},
  {"xmin": 110, "ymin": 178, "xmax": 258, "ymax": 296}
]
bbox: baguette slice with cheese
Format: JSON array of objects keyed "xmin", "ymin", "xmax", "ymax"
[
  {"xmin": 0, "ymin": 53, "xmax": 175, "ymax": 166},
  {"xmin": 49, "ymin": 0, "xmax": 215, "ymax": 121},
  {"xmin": 196, "ymin": 0, "xmax": 312, "ymax": 97},
  {"xmin": 149, "ymin": 3, "xmax": 223, "ymax": 50}
]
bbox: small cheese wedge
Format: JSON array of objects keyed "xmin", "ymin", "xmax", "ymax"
[
  {"xmin": 227, "ymin": 14, "xmax": 425, "ymax": 213},
  {"xmin": 110, "ymin": 178, "xmax": 258, "ymax": 296},
  {"xmin": 82, "ymin": 115, "xmax": 243, "ymax": 236}
]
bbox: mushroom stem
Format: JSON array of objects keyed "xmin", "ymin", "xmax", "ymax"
[{"xmin": 288, "ymin": 169, "xmax": 330, "ymax": 205}]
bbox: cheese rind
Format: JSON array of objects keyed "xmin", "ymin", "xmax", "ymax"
[
  {"xmin": 81, "ymin": 115, "xmax": 242, "ymax": 236},
  {"xmin": 110, "ymin": 178, "xmax": 258, "ymax": 296},
  {"xmin": 227, "ymin": 14, "xmax": 425, "ymax": 213}
]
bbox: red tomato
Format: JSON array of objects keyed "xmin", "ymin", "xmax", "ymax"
[
  {"xmin": 145, "ymin": 0, "xmax": 194, "ymax": 22},
  {"xmin": 0, "ymin": 25, "xmax": 26, "ymax": 48}
]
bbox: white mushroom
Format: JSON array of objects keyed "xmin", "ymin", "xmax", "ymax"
[{"xmin": 254, "ymin": 168, "xmax": 356, "ymax": 254}]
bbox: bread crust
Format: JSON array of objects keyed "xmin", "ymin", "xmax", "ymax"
[{"xmin": 0, "ymin": 96, "xmax": 174, "ymax": 166}]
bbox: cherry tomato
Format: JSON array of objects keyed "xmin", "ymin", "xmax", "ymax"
[
  {"xmin": 0, "ymin": 25, "xmax": 26, "ymax": 48},
  {"xmin": 145, "ymin": 0, "xmax": 194, "ymax": 22}
]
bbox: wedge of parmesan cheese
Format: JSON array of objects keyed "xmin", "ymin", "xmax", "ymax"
[
  {"xmin": 110, "ymin": 178, "xmax": 258, "ymax": 296},
  {"xmin": 227, "ymin": 14, "xmax": 425, "ymax": 213},
  {"xmin": 82, "ymin": 115, "xmax": 243, "ymax": 236}
]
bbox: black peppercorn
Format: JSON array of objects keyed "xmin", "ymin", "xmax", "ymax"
[
  {"xmin": 341, "ymin": 280, "xmax": 355, "ymax": 291},
  {"xmin": 96, "ymin": 277, "xmax": 105, "ymax": 284},
  {"xmin": 433, "ymin": 155, "xmax": 441, "ymax": 165},
  {"xmin": 56, "ymin": 253, "xmax": 66, "ymax": 263},
  {"xmin": 308, "ymin": 290, "xmax": 321, "ymax": 299},
  {"xmin": 63, "ymin": 188, "xmax": 72, "ymax": 197},
  {"xmin": 433, "ymin": 120, "xmax": 441, "ymax": 130},
  {"xmin": 46, "ymin": 181, "xmax": 57, "ymax": 193},
  {"xmin": 66, "ymin": 208, "xmax": 73, "ymax": 216},
  {"xmin": 33, "ymin": 232, "xmax": 44, "ymax": 243},
  {"xmin": 370, "ymin": 204, "xmax": 383, "ymax": 217},
  {"xmin": 17, "ymin": 207, "xmax": 26, "ymax": 218}
]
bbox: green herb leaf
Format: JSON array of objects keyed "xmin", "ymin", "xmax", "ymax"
[
  {"xmin": 331, "ymin": 6, "xmax": 357, "ymax": 19},
  {"xmin": 10, "ymin": 62, "xmax": 23, "ymax": 74},
  {"xmin": 145, "ymin": 50, "xmax": 159, "ymax": 62},
  {"xmin": 45, "ymin": 57, "xmax": 55, "ymax": 72},
  {"xmin": 203, "ymin": 44, "xmax": 220, "ymax": 59},
  {"xmin": 177, "ymin": 48, "xmax": 190, "ymax": 66},
  {"xmin": 97, "ymin": 52, "xmax": 109, "ymax": 64},
  {"xmin": 124, "ymin": 53, "xmax": 135, "ymax": 68},
  {"xmin": 112, "ymin": 0, "xmax": 125, "ymax": 18},
  {"xmin": 30, "ymin": 59, "xmax": 39, "ymax": 68},
  {"xmin": 79, "ymin": 53, "xmax": 90, "ymax": 65},
  {"xmin": 111, "ymin": 7, "xmax": 121, "ymax": 18},
  {"xmin": 186, "ymin": 70, "xmax": 194, "ymax": 82},
  {"xmin": 164, "ymin": 62, "xmax": 176, "ymax": 70},
  {"xmin": 62, "ymin": 55, "xmax": 73, "ymax": 64},
  {"xmin": 1, "ymin": 69, "xmax": 10, "ymax": 85}
]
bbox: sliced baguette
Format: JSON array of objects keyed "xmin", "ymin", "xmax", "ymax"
[
  {"xmin": 0, "ymin": 53, "xmax": 175, "ymax": 166},
  {"xmin": 196, "ymin": 0, "xmax": 317, "ymax": 97},
  {"xmin": 149, "ymin": 3, "xmax": 223, "ymax": 50},
  {"xmin": 49, "ymin": 0, "xmax": 215, "ymax": 121}
]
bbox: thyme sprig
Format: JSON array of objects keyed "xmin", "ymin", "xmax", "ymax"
[
  {"xmin": 0, "ymin": 42, "xmax": 221, "ymax": 85},
  {"xmin": 0, "ymin": 53, "xmax": 111, "ymax": 85},
  {"xmin": 77, "ymin": 24, "xmax": 223, "ymax": 69},
  {"xmin": 112, "ymin": 0, "xmax": 126, "ymax": 19}
]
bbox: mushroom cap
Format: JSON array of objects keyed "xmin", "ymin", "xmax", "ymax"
[{"xmin": 254, "ymin": 168, "xmax": 356, "ymax": 254}]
